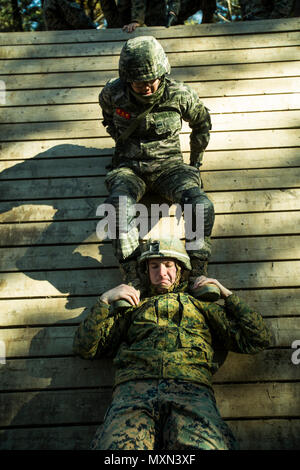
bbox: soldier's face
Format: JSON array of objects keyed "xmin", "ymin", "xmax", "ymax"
[
  {"xmin": 131, "ymin": 78, "xmax": 160, "ymax": 96},
  {"xmin": 148, "ymin": 258, "xmax": 177, "ymax": 291}
]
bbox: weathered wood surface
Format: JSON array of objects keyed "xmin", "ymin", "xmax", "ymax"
[
  {"xmin": 0, "ymin": 18, "xmax": 299, "ymax": 450},
  {"xmin": 0, "ymin": 287, "xmax": 299, "ymax": 326},
  {"xmin": 0, "ymin": 317, "xmax": 298, "ymax": 359}
]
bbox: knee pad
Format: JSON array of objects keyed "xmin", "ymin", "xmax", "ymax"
[{"xmin": 180, "ymin": 187, "xmax": 215, "ymax": 236}]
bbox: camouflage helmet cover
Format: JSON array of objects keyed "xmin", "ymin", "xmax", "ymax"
[
  {"xmin": 119, "ymin": 36, "xmax": 171, "ymax": 83},
  {"xmin": 138, "ymin": 238, "xmax": 191, "ymax": 271}
]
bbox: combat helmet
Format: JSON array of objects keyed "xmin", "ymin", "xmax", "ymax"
[
  {"xmin": 119, "ymin": 36, "xmax": 171, "ymax": 83},
  {"xmin": 138, "ymin": 238, "xmax": 191, "ymax": 272}
]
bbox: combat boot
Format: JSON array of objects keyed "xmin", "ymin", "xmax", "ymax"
[
  {"xmin": 189, "ymin": 258, "xmax": 220, "ymax": 302},
  {"xmin": 112, "ymin": 258, "xmax": 141, "ymax": 311},
  {"xmin": 166, "ymin": 12, "xmax": 177, "ymax": 27}
]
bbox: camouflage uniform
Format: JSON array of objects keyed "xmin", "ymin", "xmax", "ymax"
[
  {"xmin": 240, "ymin": 0, "xmax": 296, "ymax": 20},
  {"xmin": 73, "ymin": 241, "xmax": 272, "ymax": 450},
  {"xmin": 128, "ymin": 0, "xmax": 181, "ymax": 26},
  {"xmin": 99, "ymin": 36, "xmax": 214, "ymax": 281},
  {"xmin": 117, "ymin": 0, "xmax": 216, "ymax": 26},
  {"xmin": 101, "ymin": 0, "xmax": 123, "ymax": 28},
  {"xmin": 43, "ymin": 0, "xmax": 96, "ymax": 30}
]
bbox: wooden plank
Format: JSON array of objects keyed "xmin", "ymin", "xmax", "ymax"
[
  {"xmin": 146, "ymin": 210, "xmax": 300, "ymax": 239},
  {"xmin": 0, "ymin": 139, "xmax": 114, "ymax": 160},
  {"xmin": 1, "ymin": 147, "xmax": 298, "ymax": 173},
  {"xmin": 1, "ymin": 211, "xmax": 299, "ymax": 249},
  {"xmin": 0, "ymin": 382, "xmax": 299, "ymax": 428},
  {"xmin": 210, "ymin": 188, "xmax": 300, "ymax": 213},
  {"xmin": 201, "ymin": 148, "xmax": 300, "ymax": 171},
  {"xmin": 2, "ymin": 235, "xmax": 300, "ymax": 272},
  {"xmin": 0, "ymin": 424, "xmax": 99, "ymax": 450},
  {"xmin": 0, "ymin": 317, "xmax": 295, "ymax": 358},
  {"xmin": 1, "ymin": 189, "xmax": 300, "ymax": 224},
  {"xmin": 0, "ymin": 17, "xmax": 299, "ymax": 45},
  {"xmin": 0, "ymin": 357, "xmax": 114, "ymax": 391},
  {"xmin": 0, "ymin": 349, "xmax": 298, "ymax": 392},
  {"xmin": 208, "ymin": 129, "xmax": 300, "ymax": 150},
  {"xmin": 0, "ymin": 243, "xmax": 115, "ymax": 271},
  {"xmin": 213, "ymin": 349, "xmax": 299, "ymax": 383},
  {"xmin": 4, "ymin": 83, "xmax": 300, "ymax": 108},
  {"xmin": 3, "ymin": 93, "xmax": 300, "ymax": 123},
  {"xmin": 0, "ymin": 260, "xmax": 299, "ymax": 299},
  {"xmin": 2, "ymin": 46, "xmax": 300, "ymax": 74},
  {"xmin": 0, "ymin": 199, "xmax": 105, "ymax": 222},
  {"xmin": 211, "ymin": 260, "xmax": 300, "ymax": 290},
  {"xmin": 0, "ymin": 156, "xmax": 110, "ymax": 178},
  {"xmin": 210, "ymin": 110, "xmax": 300, "ymax": 131},
  {"xmin": 2, "ymin": 61, "xmax": 299, "ymax": 92},
  {"xmin": 22, "ymin": 186, "xmax": 298, "ymax": 217},
  {"xmin": 0, "ymin": 296, "xmax": 99, "ymax": 326},
  {"xmin": 1, "ymin": 168, "xmax": 299, "ymax": 201},
  {"xmin": 1, "ymin": 111, "xmax": 299, "ymax": 141},
  {"xmin": 215, "ymin": 382, "xmax": 300, "ymax": 419},
  {"xmin": 0, "ymin": 288, "xmax": 298, "ymax": 326},
  {"xmin": 193, "ymin": 77, "xmax": 300, "ymax": 98},
  {"xmin": 2, "ymin": 31, "xmax": 300, "ymax": 60},
  {"xmin": 229, "ymin": 419, "xmax": 300, "ymax": 451},
  {"xmin": 0, "ymin": 388, "xmax": 112, "ymax": 427},
  {"xmin": 203, "ymin": 168, "xmax": 300, "ymax": 191}
]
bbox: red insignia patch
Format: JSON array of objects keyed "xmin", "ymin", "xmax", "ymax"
[{"xmin": 116, "ymin": 108, "xmax": 131, "ymax": 120}]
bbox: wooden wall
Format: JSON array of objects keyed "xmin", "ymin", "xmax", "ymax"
[{"xmin": 0, "ymin": 18, "xmax": 299, "ymax": 450}]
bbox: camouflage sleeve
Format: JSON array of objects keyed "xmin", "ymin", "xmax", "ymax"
[
  {"xmin": 72, "ymin": 299, "xmax": 130, "ymax": 359},
  {"xmin": 180, "ymin": 85, "xmax": 212, "ymax": 168},
  {"xmin": 99, "ymin": 82, "xmax": 118, "ymax": 141},
  {"xmin": 131, "ymin": 0, "xmax": 147, "ymax": 24},
  {"xmin": 204, "ymin": 293, "xmax": 274, "ymax": 354}
]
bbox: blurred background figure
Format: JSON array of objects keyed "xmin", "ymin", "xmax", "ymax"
[
  {"xmin": 43, "ymin": 0, "xmax": 96, "ymax": 30},
  {"xmin": 116, "ymin": 0, "xmax": 217, "ymax": 32},
  {"xmin": 239, "ymin": 0, "xmax": 297, "ymax": 20}
]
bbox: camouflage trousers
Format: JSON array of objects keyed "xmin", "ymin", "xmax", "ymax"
[
  {"xmin": 239, "ymin": 0, "xmax": 296, "ymax": 19},
  {"xmin": 104, "ymin": 162, "xmax": 215, "ymax": 262},
  {"xmin": 91, "ymin": 379, "xmax": 238, "ymax": 450}
]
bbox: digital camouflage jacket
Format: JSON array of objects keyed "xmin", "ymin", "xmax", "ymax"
[
  {"xmin": 73, "ymin": 287, "xmax": 272, "ymax": 389},
  {"xmin": 99, "ymin": 77, "xmax": 211, "ymax": 169}
]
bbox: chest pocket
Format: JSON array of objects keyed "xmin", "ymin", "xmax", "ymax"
[
  {"xmin": 179, "ymin": 328, "xmax": 214, "ymax": 365},
  {"xmin": 149, "ymin": 111, "xmax": 182, "ymax": 136}
]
